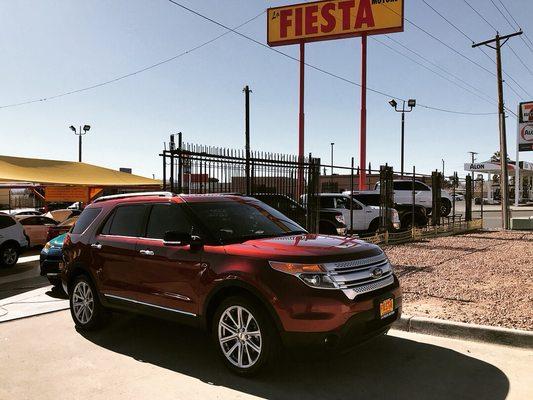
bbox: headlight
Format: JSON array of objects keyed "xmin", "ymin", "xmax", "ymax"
[
  {"xmin": 269, "ymin": 261, "xmax": 338, "ymax": 289},
  {"xmin": 335, "ymin": 214, "xmax": 345, "ymax": 224},
  {"xmin": 42, "ymin": 242, "xmax": 51, "ymax": 253}
]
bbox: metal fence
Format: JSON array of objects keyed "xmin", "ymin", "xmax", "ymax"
[
  {"xmin": 161, "ymin": 142, "xmax": 322, "ymax": 232},
  {"xmin": 160, "ymin": 141, "xmax": 483, "ymax": 240}
]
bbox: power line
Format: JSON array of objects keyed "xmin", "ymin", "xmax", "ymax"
[
  {"xmin": 166, "ymin": 0, "xmax": 498, "ymax": 116},
  {"xmin": 462, "ymin": 0, "xmax": 497, "ymax": 32},
  {"xmin": 0, "ymin": 10, "xmax": 266, "ymax": 109},
  {"xmin": 419, "ymin": 0, "xmax": 531, "ymax": 99},
  {"xmin": 372, "ymin": 36, "xmax": 496, "ymax": 105},
  {"xmin": 385, "ymin": 35, "xmax": 495, "ymax": 101},
  {"xmin": 508, "ymin": 45, "xmax": 533, "ymax": 75},
  {"xmin": 492, "ymin": 0, "xmax": 533, "ymax": 54}
]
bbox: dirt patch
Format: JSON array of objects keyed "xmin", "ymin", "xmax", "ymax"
[{"xmin": 383, "ymin": 230, "xmax": 533, "ymax": 331}]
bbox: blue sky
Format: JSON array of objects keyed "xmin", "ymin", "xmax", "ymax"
[{"xmin": 1, "ymin": 0, "xmax": 532, "ymax": 179}]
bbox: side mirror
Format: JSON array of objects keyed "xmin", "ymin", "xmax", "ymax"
[{"xmin": 163, "ymin": 231, "xmax": 191, "ymax": 246}]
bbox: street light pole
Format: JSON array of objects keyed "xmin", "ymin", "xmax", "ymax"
[
  {"xmin": 389, "ymin": 99, "xmax": 416, "ymax": 177},
  {"xmin": 330, "ymin": 142, "xmax": 335, "ymax": 175},
  {"xmin": 70, "ymin": 124, "xmax": 91, "ymax": 162}
]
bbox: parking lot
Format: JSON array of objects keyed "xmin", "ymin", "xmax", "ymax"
[{"xmin": 1, "ymin": 310, "xmax": 531, "ymax": 400}]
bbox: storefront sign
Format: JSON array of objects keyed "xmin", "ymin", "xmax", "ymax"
[
  {"xmin": 518, "ymin": 101, "xmax": 533, "ymax": 152},
  {"xmin": 267, "ymin": 0, "xmax": 403, "ymax": 46}
]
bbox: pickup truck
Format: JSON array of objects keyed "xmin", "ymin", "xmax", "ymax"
[
  {"xmin": 346, "ymin": 192, "xmax": 429, "ymax": 229},
  {"xmin": 347, "ymin": 180, "xmax": 453, "ymax": 217},
  {"xmin": 300, "ymin": 193, "xmax": 400, "ymax": 233}
]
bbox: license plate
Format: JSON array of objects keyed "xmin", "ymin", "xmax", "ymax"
[{"xmin": 379, "ymin": 298, "xmax": 394, "ymax": 319}]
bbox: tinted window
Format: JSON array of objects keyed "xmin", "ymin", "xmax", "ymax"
[
  {"xmin": 107, "ymin": 205, "xmax": 146, "ymax": 237},
  {"xmin": 393, "ymin": 181, "xmax": 413, "ymax": 191},
  {"xmin": 187, "ymin": 201, "xmax": 305, "ymax": 243},
  {"xmin": 40, "ymin": 217, "xmax": 58, "ymax": 225},
  {"xmin": 20, "ymin": 217, "xmax": 38, "ymax": 225},
  {"xmin": 72, "ymin": 208, "xmax": 101, "ymax": 234},
  {"xmin": 320, "ymin": 197, "xmax": 335, "ymax": 208},
  {"xmin": 146, "ymin": 204, "xmax": 192, "ymax": 239},
  {"xmin": 414, "ymin": 181, "xmax": 430, "ymax": 191},
  {"xmin": 0, "ymin": 215, "xmax": 16, "ymax": 229},
  {"xmin": 353, "ymin": 194, "xmax": 380, "ymax": 206}
]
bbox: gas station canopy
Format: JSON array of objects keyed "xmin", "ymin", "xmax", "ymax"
[{"xmin": 0, "ymin": 155, "xmax": 161, "ymax": 187}]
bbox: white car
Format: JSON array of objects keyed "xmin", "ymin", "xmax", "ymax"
[
  {"xmin": 0, "ymin": 214, "xmax": 29, "ymax": 266},
  {"xmin": 374, "ymin": 180, "xmax": 453, "ymax": 217},
  {"xmin": 43, "ymin": 209, "xmax": 81, "ymax": 223},
  {"xmin": 302, "ymin": 193, "xmax": 400, "ymax": 232},
  {"xmin": 18, "ymin": 215, "xmax": 58, "ymax": 247}
]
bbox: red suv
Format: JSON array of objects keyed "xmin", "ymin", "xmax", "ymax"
[{"xmin": 61, "ymin": 192, "xmax": 401, "ymax": 375}]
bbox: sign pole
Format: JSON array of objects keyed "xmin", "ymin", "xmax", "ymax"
[
  {"xmin": 514, "ymin": 105, "xmax": 521, "ymax": 207},
  {"xmin": 359, "ymin": 35, "xmax": 367, "ymax": 190},
  {"xmin": 298, "ymin": 42, "xmax": 305, "ymax": 195}
]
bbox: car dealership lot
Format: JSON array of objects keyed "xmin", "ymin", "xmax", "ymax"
[{"xmin": 0, "ymin": 310, "xmax": 531, "ymax": 400}]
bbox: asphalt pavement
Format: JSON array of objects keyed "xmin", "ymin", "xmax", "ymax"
[{"xmin": 0, "ymin": 310, "xmax": 531, "ymax": 400}]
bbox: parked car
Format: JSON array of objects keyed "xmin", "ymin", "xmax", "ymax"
[
  {"xmin": 40, "ymin": 233, "xmax": 67, "ymax": 288},
  {"xmin": 373, "ymin": 180, "xmax": 453, "ymax": 217},
  {"xmin": 251, "ymin": 193, "xmax": 346, "ymax": 235},
  {"xmin": 452, "ymin": 193, "xmax": 464, "ymax": 201},
  {"xmin": 0, "ymin": 214, "xmax": 29, "ymax": 266},
  {"xmin": 44, "ymin": 208, "xmax": 81, "ymax": 223},
  {"xmin": 0, "ymin": 208, "xmax": 42, "ymax": 217},
  {"xmin": 18, "ymin": 215, "xmax": 58, "ymax": 247},
  {"xmin": 345, "ymin": 192, "xmax": 429, "ymax": 229},
  {"xmin": 302, "ymin": 193, "xmax": 400, "ymax": 232},
  {"xmin": 46, "ymin": 216, "xmax": 78, "ymax": 242},
  {"xmin": 61, "ymin": 192, "xmax": 401, "ymax": 376}
]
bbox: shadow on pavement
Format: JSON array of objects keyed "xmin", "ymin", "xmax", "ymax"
[{"xmin": 80, "ymin": 313, "xmax": 510, "ymax": 400}]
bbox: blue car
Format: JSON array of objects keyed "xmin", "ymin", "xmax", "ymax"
[{"xmin": 40, "ymin": 233, "xmax": 66, "ymax": 289}]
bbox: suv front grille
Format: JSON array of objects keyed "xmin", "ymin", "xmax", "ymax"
[{"xmin": 323, "ymin": 254, "xmax": 394, "ymax": 299}]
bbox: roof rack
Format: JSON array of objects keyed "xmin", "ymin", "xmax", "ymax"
[{"xmin": 93, "ymin": 191, "xmax": 174, "ymax": 203}]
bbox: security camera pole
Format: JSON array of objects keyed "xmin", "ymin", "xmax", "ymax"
[
  {"xmin": 389, "ymin": 99, "xmax": 416, "ymax": 177},
  {"xmin": 473, "ymin": 30, "xmax": 523, "ymax": 229},
  {"xmin": 69, "ymin": 124, "xmax": 91, "ymax": 162}
]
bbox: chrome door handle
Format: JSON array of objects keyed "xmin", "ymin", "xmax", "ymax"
[
  {"xmin": 139, "ymin": 249, "xmax": 155, "ymax": 256},
  {"xmin": 91, "ymin": 243, "xmax": 102, "ymax": 249}
]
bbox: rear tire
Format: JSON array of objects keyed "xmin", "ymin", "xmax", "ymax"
[
  {"xmin": 441, "ymin": 199, "xmax": 451, "ymax": 217},
  {"xmin": 69, "ymin": 274, "xmax": 107, "ymax": 331},
  {"xmin": 212, "ymin": 295, "xmax": 280, "ymax": 376},
  {"xmin": 368, "ymin": 219, "xmax": 380, "ymax": 233},
  {"xmin": 0, "ymin": 243, "xmax": 19, "ymax": 267}
]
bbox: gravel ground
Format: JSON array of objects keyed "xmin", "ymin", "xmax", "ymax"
[{"xmin": 383, "ymin": 230, "xmax": 533, "ymax": 331}]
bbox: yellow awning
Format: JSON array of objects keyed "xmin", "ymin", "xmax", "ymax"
[{"xmin": 0, "ymin": 155, "xmax": 161, "ymax": 187}]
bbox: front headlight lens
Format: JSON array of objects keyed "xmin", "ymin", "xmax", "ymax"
[
  {"xmin": 42, "ymin": 242, "xmax": 51, "ymax": 253},
  {"xmin": 269, "ymin": 261, "xmax": 338, "ymax": 289}
]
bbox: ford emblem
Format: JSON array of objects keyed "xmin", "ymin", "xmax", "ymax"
[{"xmin": 372, "ymin": 268, "xmax": 383, "ymax": 278}]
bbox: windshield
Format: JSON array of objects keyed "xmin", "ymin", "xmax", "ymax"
[{"xmin": 187, "ymin": 200, "xmax": 306, "ymax": 244}]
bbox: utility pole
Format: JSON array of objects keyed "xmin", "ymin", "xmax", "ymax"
[
  {"xmin": 330, "ymin": 142, "xmax": 335, "ymax": 175},
  {"xmin": 473, "ymin": 31, "xmax": 522, "ymax": 230},
  {"xmin": 442, "ymin": 159, "xmax": 445, "ymax": 177},
  {"xmin": 243, "ymin": 85, "xmax": 252, "ymax": 195}
]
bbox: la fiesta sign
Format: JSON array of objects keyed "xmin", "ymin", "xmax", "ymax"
[{"xmin": 267, "ymin": 0, "xmax": 404, "ymax": 46}]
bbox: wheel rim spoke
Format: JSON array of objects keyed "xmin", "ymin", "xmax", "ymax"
[
  {"xmin": 218, "ymin": 305, "xmax": 262, "ymax": 369},
  {"xmin": 72, "ymin": 281, "xmax": 93, "ymax": 324}
]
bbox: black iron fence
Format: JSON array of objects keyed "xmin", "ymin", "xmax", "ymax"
[
  {"xmin": 161, "ymin": 143, "xmax": 322, "ymax": 232},
  {"xmin": 161, "ymin": 141, "xmax": 483, "ymax": 237}
]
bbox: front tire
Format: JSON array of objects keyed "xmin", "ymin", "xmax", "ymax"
[
  {"xmin": 212, "ymin": 296, "xmax": 280, "ymax": 376},
  {"xmin": 0, "ymin": 243, "xmax": 19, "ymax": 267},
  {"xmin": 69, "ymin": 275, "xmax": 106, "ymax": 331}
]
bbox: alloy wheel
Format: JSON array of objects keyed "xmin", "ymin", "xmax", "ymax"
[
  {"xmin": 2, "ymin": 247, "xmax": 17, "ymax": 265},
  {"xmin": 72, "ymin": 281, "xmax": 94, "ymax": 324},
  {"xmin": 218, "ymin": 305, "xmax": 262, "ymax": 369}
]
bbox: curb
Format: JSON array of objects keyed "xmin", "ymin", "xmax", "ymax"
[{"xmin": 392, "ymin": 315, "xmax": 533, "ymax": 349}]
